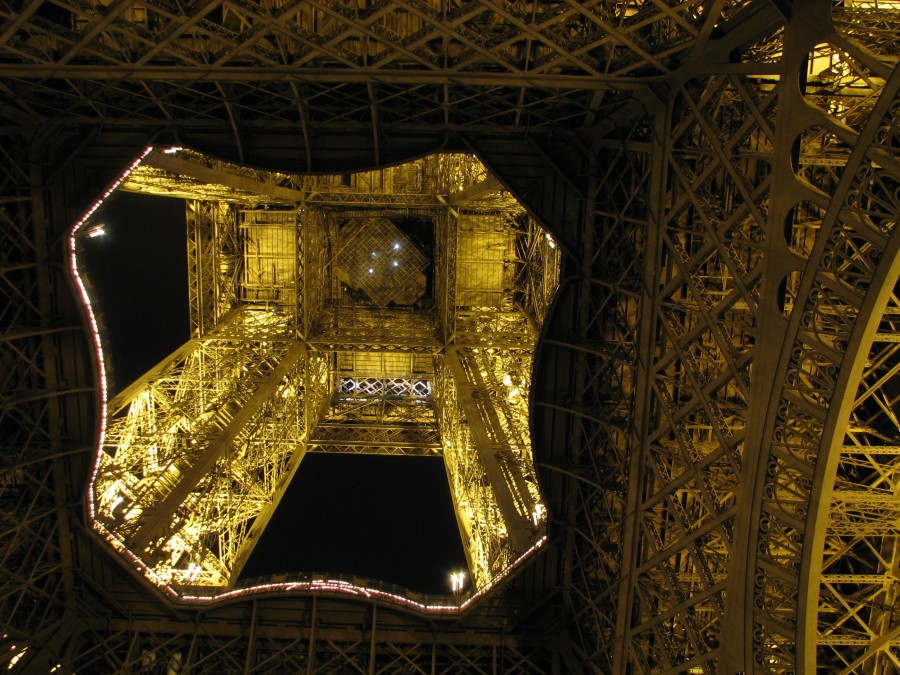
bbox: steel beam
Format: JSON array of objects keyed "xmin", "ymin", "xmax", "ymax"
[
  {"xmin": 131, "ymin": 341, "xmax": 307, "ymax": 550},
  {"xmin": 443, "ymin": 346, "xmax": 532, "ymax": 552}
]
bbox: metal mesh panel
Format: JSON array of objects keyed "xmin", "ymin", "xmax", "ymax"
[
  {"xmin": 336, "ymin": 217, "xmax": 428, "ymax": 307},
  {"xmin": 336, "ymin": 351, "xmax": 432, "ymax": 379},
  {"xmin": 239, "ymin": 210, "xmax": 297, "ymax": 310},
  {"xmin": 456, "ymin": 215, "xmax": 511, "ymax": 309}
]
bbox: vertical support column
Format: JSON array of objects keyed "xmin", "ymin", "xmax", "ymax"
[
  {"xmin": 722, "ymin": 6, "xmax": 830, "ymax": 671},
  {"xmin": 612, "ymin": 96, "xmax": 668, "ymax": 672},
  {"xmin": 444, "ymin": 346, "xmax": 531, "ymax": 551},
  {"xmin": 243, "ymin": 598, "xmax": 258, "ymax": 674},
  {"xmin": 298, "ymin": 200, "xmax": 309, "ymax": 337},
  {"xmin": 298, "ymin": 199, "xmax": 326, "ymax": 339},
  {"xmin": 435, "ymin": 204, "xmax": 458, "ymax": 342},
  {"xmin": 306, "ymin": 596, "xmax": 318, "ymax": 675},
  {"xmin": 187, "ymin": 200, "xmax": 236, "ymax": 336},
  {"xmin": 30, "ymin": 140, "xmax": 82, "ymax": 668},
  {"xmin": 368, "ymin": 605, "xmax": 377, "ymax": 675}
]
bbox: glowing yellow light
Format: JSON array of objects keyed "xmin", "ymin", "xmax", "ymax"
[
  {"xmin": 532, "ymin": 503, "xmax": 546, "ymax": 526},
  {"xmin": 450, "ymin": 570, "xmax": 467, "ymax": 593},
  {"xmin": 186, "ymin": 563, "xmax": 202, "ymax": 583},
  {"xmin": 8, "ymin": 647, "xmax": 26, "ymax": 669}
]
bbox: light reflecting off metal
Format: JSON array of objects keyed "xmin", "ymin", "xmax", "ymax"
[{"xmin": 75, "ymin": 148, "xmax": 558, "ymax": 608}]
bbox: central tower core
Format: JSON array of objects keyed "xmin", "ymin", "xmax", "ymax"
[{"xmin": 82, "ymin": 149, "xmax": 559, "ymax": 598}]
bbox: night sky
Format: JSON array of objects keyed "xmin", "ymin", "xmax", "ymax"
[{"xmin": 80, "ymin": 190, "xmax": 468, "ymax": 595}]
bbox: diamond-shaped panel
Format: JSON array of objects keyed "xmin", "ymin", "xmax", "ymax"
[{"xmin": 337, "ymin": 218, "xmax": 429, "ymax": 307}]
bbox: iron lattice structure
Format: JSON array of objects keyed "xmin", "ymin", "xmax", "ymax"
[
  {"xmin": 1, "ymin": 1, "xmax": 900, "ymax": 672},
  {"xmin": 85, "ymin": 149, "xmax": 552, "ymax": 595}
]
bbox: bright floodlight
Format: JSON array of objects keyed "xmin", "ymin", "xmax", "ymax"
[{"xmin": 450, "ymin": 570, "xmax": 466, "ymax": 593}]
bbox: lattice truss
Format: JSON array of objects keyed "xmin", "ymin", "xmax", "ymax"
[
  {"xmin": 0, "ymin": 0, "xmax": 745, "ymax": 146},
  {"xmin": 94, "ymin": 308, "xmax": 330, "ymax": 587},
  {"xmin": 312, "ymin": 308, "xmax": 440, "ymax": 351},
  {"xmin": 514, "ymin": 217, "xmax": 561, "ymax": 329},
  {"xmin": 58, "ymin": 611, "xmax": 547, "ymax": 675},
  {"xmin": 619, "ymin": 71, "xmax": 766, "ymax": 669},
  {"xmin": 126, "ymin": 147, "xmax": 307, "ymax": 199},
  {"xmin": 814, "ymin": 288, "xmax": 900, "ymax": 671},
  {"xmin": 434, "ymin": 356, "xmax": 510, "ymax": 587},
  {"xmin": 0, "ymin": 136, "xmax": 86, "ymax": 673},
  {"xmin": 82, "ymin": 149, "xmax": 557, "ymax": 594},
  {"xmin": 524, "ymin": 6, "xmax": 900, "ymax": 674},
  {"xmin": 751, "ymin": 25, "xmax": 899, "ymax": 675},
  {"xmin": 187, "ymin": 199, "xmax": 238, "ymax": 336},
  {"xmin": 10, "ymin": 2, "xmax": 900, "ymax": 672},
  {"xmin": 335, "ymin": 217, "xmax": 429, "ymax": 307},
  {"xmin": 313, "ymin": 349, "xmax": 440, "ymax": 457},
  {"xmin": 534, "ymin": 122, "xmax": 649, "ymax": 672},
  {"xmin": 431, "ymin": 343, "xmax": 544, "ymax": 587}
]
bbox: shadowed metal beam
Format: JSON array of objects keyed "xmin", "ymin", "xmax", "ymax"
[
  {"xmin": 0, "ymin": 65, "xmax": 653, "ymax": 88},
  {"xmin": 448, "ymin": 177, "xmax": 501, "ymax": 205}
]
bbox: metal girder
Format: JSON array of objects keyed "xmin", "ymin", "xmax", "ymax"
[
  {"xmin": 0, "ymin": 0, "xmax": 705, "ymax": 84},
  {"xmin": 133, "ymin": 149, "xmax": 307, "ymax": 203},
  {"xmin": 67, "ymin": 609, "xmax": 538, "ymax": 674},
  {"xmin": 796, "ymin": 170, "xmax": 900, "ymax": 671},
  {"xmin": 0, "ymin": 0, "xmax": 716, "ymax": 147},
  {"xmin": 311, "ymin": 382, "xmax": 441, "ymax": 456},
  {"xmin": 443, "ymin": 346, "xmax": 535, "ymax": 553},
  {"xmin": 92, "ymin": 308, "xmax": 330, "ymax": 587},
  {"xmin": 741, "ymin": 19, "xmax": 900, "ymax": 673},
  {"xmin": 5, "ymin": 1, "xmax": 900, "ymax": 673},
  {"xmin": 186, "ymin": 200, "xmax": 236, "ymax": 337},
  {"xmin": 447, "ymin": 176, "xmax": 501, "ymax": 205},
  {"xmin": 0, "ymin": 65, "xmax": 645, "ymax": 87}
]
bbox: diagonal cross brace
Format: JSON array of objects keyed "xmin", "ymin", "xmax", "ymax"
[
  {"xmin": 130, "ymin": 340, "xmax": 307, "ymax": 551},
  {"xmin": 444, "ymin": 346, "xmax": 534, "ymax": 552}
]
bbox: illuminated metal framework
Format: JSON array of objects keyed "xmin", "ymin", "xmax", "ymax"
[
  {"xmin": 96, "ymin": 309, "xmax": 329, "ymax": 587},
  {"xmin": 87, "ymin": 150, "xmax": 555, "ymax": 593},
  {"xmin": 2, "ymin": 1, "xmax": 900, "ymax": 673}
]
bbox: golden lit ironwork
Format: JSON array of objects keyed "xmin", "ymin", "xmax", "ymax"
[
  {"xmin": 6, "ymin": 2, "xmax": 900, "ymax": 671},
  {"xmin": 83, "ymin": 150, "xmax": 558, "ymax": 593}
]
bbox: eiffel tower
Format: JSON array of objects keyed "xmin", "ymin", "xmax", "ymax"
[
  {"xmin": 86, "ymin": 149, "xmax": 553, "ymax": 594},
  {"xmin": 2, "ymin": 1, "xmax": 899, "ymax": 672}
]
